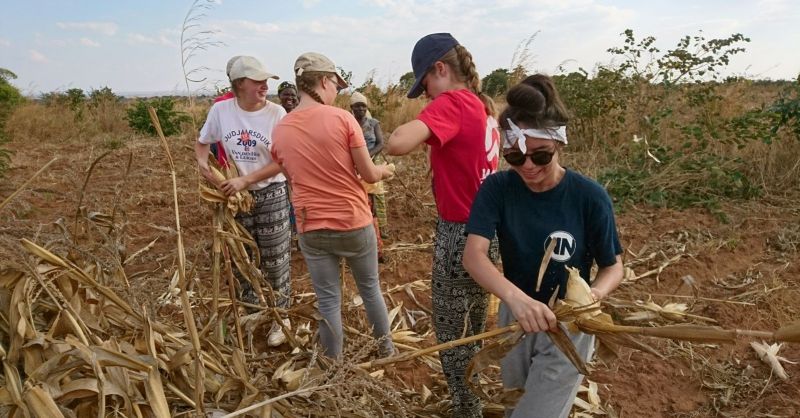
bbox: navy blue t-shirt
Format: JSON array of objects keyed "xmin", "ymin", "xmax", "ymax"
[{"xmin": 466, "ymin": 169, "xmax": 622, "ymax": 303}]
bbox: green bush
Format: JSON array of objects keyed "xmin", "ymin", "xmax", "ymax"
[
  {"xmin": 126, "ymin": 97, "xmax": 190, "ymax": 136},
  {"xmin": 0, "ymin": 68, "xmax": 24, "ymax": 177},
  {"xmin": 768, "ymin": 74, "xmax": 800, "ymax": 140},
  {"xmin": 599, "ymin": 148, "xmax": 761, "ymax": 221}
]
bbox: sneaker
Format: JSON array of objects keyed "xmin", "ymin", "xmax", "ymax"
[{"xmin": 268, "ymin": 318, "xmax": 291, "ymax": 347}]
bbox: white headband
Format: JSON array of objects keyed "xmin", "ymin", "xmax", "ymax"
[{"xmin": 502, "ymin": 119, "xmax": 567, "ymax": 153}]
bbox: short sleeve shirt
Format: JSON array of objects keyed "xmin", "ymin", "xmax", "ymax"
[
  {"xmin": 198, "ymin": 99, "xmax": 286, "ymax": 189},
  {"xmin": 271, "ymin": 105, "xmax": 372, "ymax": 233},
  {"xmin": 417, "ymin": 89, "xmax": 500, "ymax": 223},
  {"xmin": 360, "ymin": 117, "xmax": 381, "ymax": 152},
  {"xmin": 466, "ymin": 169, "xmax": 623, "ymax": 303}
]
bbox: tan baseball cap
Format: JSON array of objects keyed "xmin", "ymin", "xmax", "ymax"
[
  {"xmin": 294, "ymin": 52, "xmax": 348, "ymax": 88},
  {"xmin": 228, "ymin": 56, "xmax": 279, "ymax": 81}
]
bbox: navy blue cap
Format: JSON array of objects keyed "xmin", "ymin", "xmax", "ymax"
[{"xmin": 407, "ymin": 33, "xmax": 459, "ymax": 98}]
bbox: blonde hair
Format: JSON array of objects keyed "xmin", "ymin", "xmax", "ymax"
[
  {"xmin": 437, "ymin": 45, "xmax": 496, "ymax": 117},
  {"xmin": 295, "ymin": 71, "xmax": 332, "ymax": 105}
]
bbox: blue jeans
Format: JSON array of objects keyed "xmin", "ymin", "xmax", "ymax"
[{"xmin": 298, "ymin": 225, "xmax": 394, "ymax": 358}]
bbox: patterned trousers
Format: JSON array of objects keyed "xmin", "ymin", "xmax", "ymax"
[
  {"xmin": 371, "ymin": 154, "xmax": 388, "ymax": 230},
  {"xmin": 235, "ymin": 182, "xmax": 292, "ymax": 309},
  {"xmin": 432, "ymin": 219, "xmax": 498, "ymax": 418}
]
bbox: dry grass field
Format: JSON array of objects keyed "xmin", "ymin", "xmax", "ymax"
[{"xmin": 1, "ymin": 82, "xmax": 799, "ymax": 417}]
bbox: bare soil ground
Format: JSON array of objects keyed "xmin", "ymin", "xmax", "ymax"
[{"xmin": 2, "ymin": 132, "xmax": 798, "ymax": 417}]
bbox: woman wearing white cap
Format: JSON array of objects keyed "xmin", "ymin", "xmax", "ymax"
[
  {"xmin": 270, "ymin": 52, "xmax": 396, "ymax": 359},
  {"xmin": 195, "ymin": 55, "xmax": 292, "ymax": 347},
  {"xmin": 463, "ymin": 75, "xmax": 624, "ymax": 418}
]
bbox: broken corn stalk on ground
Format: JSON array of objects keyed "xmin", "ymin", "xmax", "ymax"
[{"xmin": 460, "ymin": 265, "xmax": 800, "ymax": 408}]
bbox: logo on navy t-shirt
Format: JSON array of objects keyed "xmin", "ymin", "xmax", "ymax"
[{"xmin": 545, "ymin": 231, "xmax": 576, "ymax": 262}]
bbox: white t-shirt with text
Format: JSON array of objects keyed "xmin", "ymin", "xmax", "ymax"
[{"xmin": 199, "ymin": 99, "xmax": 286, "ymax": 189}]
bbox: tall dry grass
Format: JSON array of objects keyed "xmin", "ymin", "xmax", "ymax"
[
  {"xmin": 6, "ymin": 78, "xmax": 798, "ymax": 200},
  {"xmin": 6, "ymin": 98, "xmax": 130, "ymax": 146}
]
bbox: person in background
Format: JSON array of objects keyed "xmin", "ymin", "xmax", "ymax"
[
  {"xmin": 277, "ymin": 81, "xmax": 299, "ymax": 236},
  {"xmin": 277, "ymin": 81, "xmax": 298, "ymax": 113},
  {"xmin": 463, "ymin": 75, "xmax": 624, "ymax": 418},
  {"xmin": 350, "ymin": 91, "xmax": 388, "ymax": 260},
  {"xmin": 385, "ymin": 33, "xmax": 500, "ymax": 418},
  {"xmin": 270, "ymin": 52, "xmax": 397, "ymax": 359},
  {"xmin": 196, "ymin": 55, "xmax": 292, "ymax": 347},
  {"xmin": 209, "ymin": 55, "xmax": 241, "ymax": 168}
]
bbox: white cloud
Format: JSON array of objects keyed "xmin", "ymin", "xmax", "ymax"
[
  {"xmin": 230, "ymin": 20, "xmax": 280, "ymax": 34},
  {"xmin": 80, "ymin": 37, "xmax": 101, "ymax": 47},
  {"xmin": 29, "ymin": 49, "xmax": 49, "ymax": 63},
  {"xmin": 127, "ymin": 33, "xmax": 158, "ymax": 45},
  {"xmin": 158, "ymin": 29, "xmax": 181, "ymax": 48},
  {"xmin": 56, "ymin": 21, "xmax": 118, "ymax": 36},
  {"xmin": 0, "ymin": 38, "xmax": 10, "ymax": 47}
]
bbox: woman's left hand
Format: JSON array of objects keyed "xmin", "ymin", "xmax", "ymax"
[{"xmin": 221, "ymin": 177, "xmax": 249, "ymax": 196}]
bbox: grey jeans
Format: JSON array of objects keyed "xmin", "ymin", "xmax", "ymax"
[
  {"xmin": 298, "ymin": 225, "xmax": 394, "ymax": 358},
  {"xmin": 498, "ymin": 303, "xmax": 595, "ymax": 418}
]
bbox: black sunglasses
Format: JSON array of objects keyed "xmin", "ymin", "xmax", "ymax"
[{"xmin": 503, "ymin": 150, "xmax": 555, "ymax": 166}]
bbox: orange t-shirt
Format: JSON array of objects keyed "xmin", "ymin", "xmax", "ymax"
[{"xmin": 271, "ymin": 105, "xmax": 372, "ymax": 233}]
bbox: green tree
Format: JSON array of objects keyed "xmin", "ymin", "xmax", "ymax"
[
  {"xmin": 0, "ymin": 68, "xmax": 23, "ymax": 177},
  {"xmin": 481, "ymin": 68, "xmax": 510, "ymax": 97},
  {"xmin": 398, "ymin": 71, "xmax": 415, "ymax": 92},
  {"xmin": 89, "ymin": 86, "xmax": 121, "ymax": 105},
  {"xmin": 126, "ymin": 97, "xmax": 190, "ymax": 136},
  {"xmin": 0, "ymin": 68, "xmax": 23, "ymax": 123}
]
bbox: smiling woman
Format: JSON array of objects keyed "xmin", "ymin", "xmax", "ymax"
[
  {"xmin": 463, "ymin": 74, "xmax": 625, "ymax": 418},
  {"xmin": 194, "ymin": 55, "xmax": 294, "ymax": 348}
]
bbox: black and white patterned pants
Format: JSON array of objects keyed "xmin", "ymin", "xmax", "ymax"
[
  {"xmin": 235, "ymin": 182, "xmax": 292, "ymax": 309},
  {"xmin": 432, "ymin": 219, "xmax": 498, "ymax": 418}
]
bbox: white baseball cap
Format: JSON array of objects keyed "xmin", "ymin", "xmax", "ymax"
[{"xmin": 228, "ymin": 56, "xmax": 279, "ymax": 82}]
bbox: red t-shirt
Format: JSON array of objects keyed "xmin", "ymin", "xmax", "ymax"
[
  {"xmin": 211, "ymin": 92, "xmax": 235, "ymax": 168},
  {"xmin": 418, "ymin": 89, "xmax": 500, "ymax": 223}
]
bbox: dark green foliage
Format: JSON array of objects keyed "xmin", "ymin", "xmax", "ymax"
[
  {"xmin": 768, "ymin": 74, "xmax": 800, "ymax": 140},
  {"xmin": 398, "ymin": 72, "xmax": 415, "ymax": 92},
  {"xmin": 126, "ymin": 98, "xmax": 190, "ymax": 136},
  {"xmin": 0, "ymin": 68, "xmax": 23, "ymax": 177},
  {"xmin": 554, "ymin": 67, "xmax": 632, "ymax": 148},
  {"xmin": 599, "ymin": 148, "xmax": 761, "ymax": 221},
  {"xmin": 88, "ymin": 86, "xmax": 121, "ymax": 106},
  {"xmin": 481, "ymin": 68, "xmax": 510, "ymax": 97}
]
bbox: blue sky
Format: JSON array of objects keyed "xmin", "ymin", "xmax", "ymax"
[{"xmin": 1, "ymin": 0, "xmax": 798, "ymax": 95}]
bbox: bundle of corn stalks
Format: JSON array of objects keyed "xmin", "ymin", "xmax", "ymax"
[
  {"xmin": 456, "ymin": 264, "xmax": 800, "ymax": 408},
  {"xmin": 0, "ymin": 110, "xmax": 419, "ymax": 417}
]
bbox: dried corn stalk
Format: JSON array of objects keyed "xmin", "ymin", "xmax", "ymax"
[{"xmin": 750, "ymin": 341, "xmax": 795, "ymax": 380}]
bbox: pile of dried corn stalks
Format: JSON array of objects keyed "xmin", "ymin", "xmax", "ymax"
[{"xmin": 1, "ymin": 110, "xmax": 797, "ymax": 417}]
